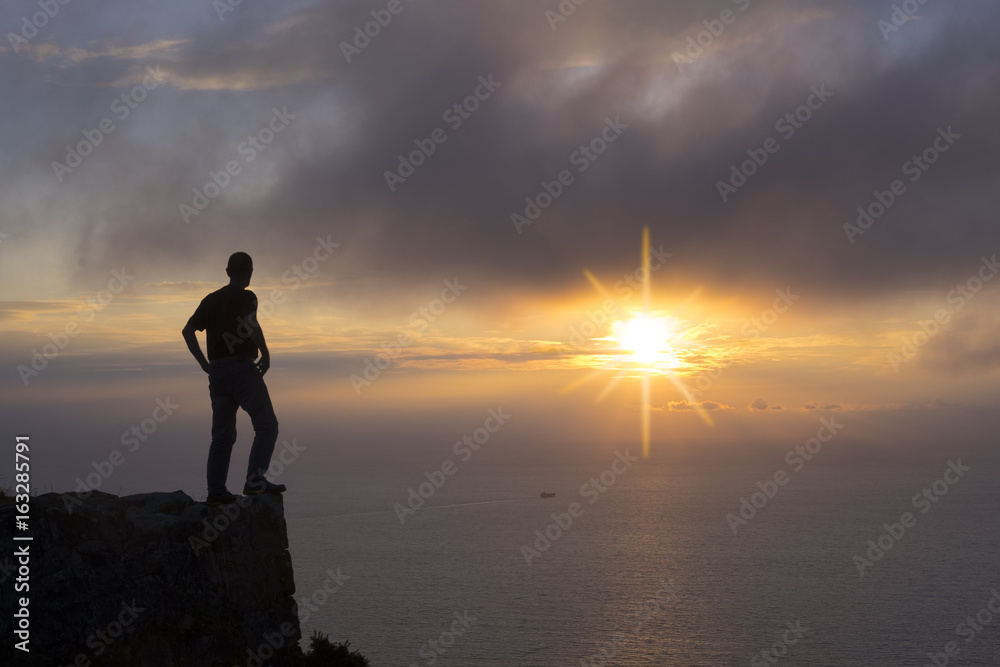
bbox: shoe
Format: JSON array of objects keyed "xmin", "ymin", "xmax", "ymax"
[
  {"xmin": 205, "ymin": 489, "xmax": 239, "ymax": 506},
  {"xmin": 243, "ymin": 479, "xmax": 286, "ymax": 495}
]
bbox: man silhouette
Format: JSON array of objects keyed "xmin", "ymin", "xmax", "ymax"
[{"xmin": 182, "ymin": 252, "xmax": 285, "ymax": 505}]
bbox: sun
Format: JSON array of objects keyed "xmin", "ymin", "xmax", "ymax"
[
  {"xmin": 614, "ymin": 314, "xmax": 675, "ymax": 366},
  {"xmin": 567, "ymin": 226, "xmax": 715, "ymax": 459}
]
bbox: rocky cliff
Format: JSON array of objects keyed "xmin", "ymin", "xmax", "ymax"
[{"xmin": 0, "ymin": 490, "xmax": 302, "ymax": 667}]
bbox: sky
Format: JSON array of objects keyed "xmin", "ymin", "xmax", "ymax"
[{"xmin": 1, "ymin": 0, "xmax": 999, "ymax": 495}]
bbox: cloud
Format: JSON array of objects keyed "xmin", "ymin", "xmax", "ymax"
[
  {"xmin": 66, "ymin": 39, "xmax": 189, "ymax": 63},
  {"xmin": 20, "ymin": 42, "xmax": 62, "ymax": 63},
  {"xmin": 799, "ymin": 400, "xmax": 951, "ymax": 412},
  {"xmin": 916, "ymin": 306, "xmax": 1000, "ymax": 374},
  {"xmin": 667, "ymin": 399, "xmax": 734, "ymax": 412},
  {"xmin": 802, "ymin": 401, "xmax": 843, "ymax": 411},
  {"xmin": 3, "ymin": 1, "xmax": 1000, "ymax": 310}
]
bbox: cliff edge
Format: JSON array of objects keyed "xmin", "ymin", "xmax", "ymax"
[{"xmin": 0, "ymin": 490, "xmax": 302, "ymax": 667}]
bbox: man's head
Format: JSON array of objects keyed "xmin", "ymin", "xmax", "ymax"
[{"xmin": 226, "ymin": 252, "xmax": 253, "ymax": 287}]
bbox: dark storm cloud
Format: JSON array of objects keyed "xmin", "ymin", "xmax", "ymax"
[{"xmin": 3, "ymin": 0, "xmax": 999, "ymax": 302}]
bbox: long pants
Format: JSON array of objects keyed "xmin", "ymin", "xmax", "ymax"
[{"xmin": 206, "ymin": 356, "xmax": 279, "ymax": 496}]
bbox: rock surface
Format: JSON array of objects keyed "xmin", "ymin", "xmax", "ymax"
[{"xmin": 0, "ymin": 490, "xmax": 302, "ymax": 666}]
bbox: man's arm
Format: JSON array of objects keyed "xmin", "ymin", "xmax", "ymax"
[
  {"xmin": 182, "ymin": 322, "xmax": 211, "ymax": 373},
  {"xmin": 249, "ymin": 317, "xmax": 270, "ymax": 376}
]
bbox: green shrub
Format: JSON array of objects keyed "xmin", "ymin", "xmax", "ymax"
[{"xmin": 302, "ymin": 631, "xmax": 370, "ymax": 667}]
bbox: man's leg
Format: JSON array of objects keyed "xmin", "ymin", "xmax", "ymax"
[
  {"xmin": 231, "ymin": 361, "xmax": 279, "ymax": 486},
  {"xmin": 207, "ymin": 368, "xmax": 240, "ymax": 497}
]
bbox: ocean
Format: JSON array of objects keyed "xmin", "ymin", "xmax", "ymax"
[{"xmin": 284, "ymin": 458, "xmax": 1000, "ymax": 666}]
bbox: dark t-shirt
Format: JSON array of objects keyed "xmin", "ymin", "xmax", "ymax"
[{"xmin": 187, "ymin": 285, "xmax": 260, "ymax": 361}]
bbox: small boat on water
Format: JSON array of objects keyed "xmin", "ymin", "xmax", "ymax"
[{"xmin": 540, "ymin": 492, "xmax": 556, "ymax": 498}]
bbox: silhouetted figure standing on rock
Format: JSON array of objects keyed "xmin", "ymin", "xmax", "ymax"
[{"xmin": 182, "ymin": 252, "xmax": 285, "ymax": 505}]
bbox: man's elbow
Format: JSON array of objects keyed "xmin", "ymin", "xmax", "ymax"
[{"xmin": 182, "ymin": 324, "xmax": 195, "ymax": 337}]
